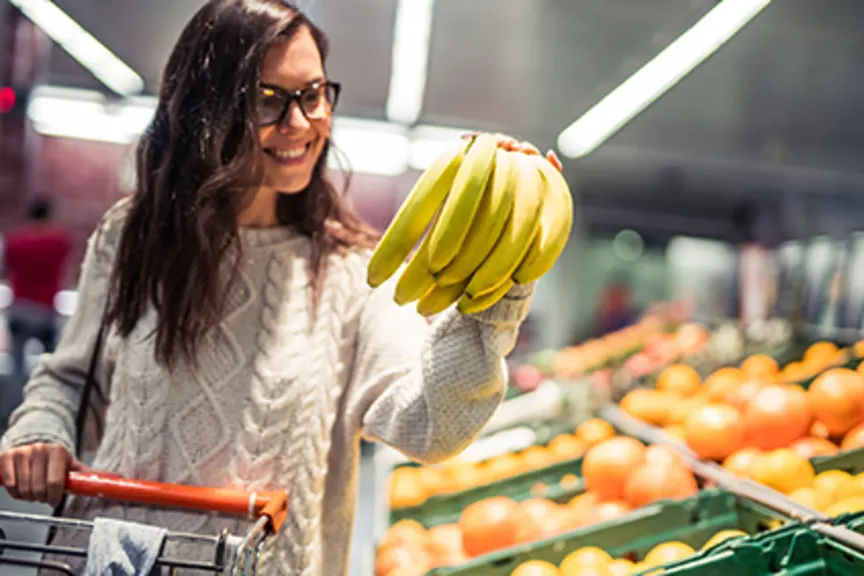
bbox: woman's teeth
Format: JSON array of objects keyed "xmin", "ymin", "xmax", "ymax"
[{"xmin": 272, "ymin": 147, "xmax": 306, "ymax": 160}]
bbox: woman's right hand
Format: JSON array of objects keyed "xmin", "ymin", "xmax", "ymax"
[{"xmin": 0, "ymin": 443, "xmax": 94, "ymax": 508}]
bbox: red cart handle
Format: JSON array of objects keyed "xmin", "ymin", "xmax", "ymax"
[{"xmin": 2, "ymin": 471, "xmax": 288, "ymax": 532}]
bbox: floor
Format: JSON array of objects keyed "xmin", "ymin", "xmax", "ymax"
[{"xmin": 0, "ymin": 350, "xmax": 380, "ymax": 576}]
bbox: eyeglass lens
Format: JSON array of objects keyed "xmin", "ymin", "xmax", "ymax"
[{"xmin": 258, "ymin": 83, "xmax": 338, "ymax": 125}]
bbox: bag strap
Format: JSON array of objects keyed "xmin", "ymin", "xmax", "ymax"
[{"xmin": 49, "ymin": 299, "xmax": 111, "ymax": 524}]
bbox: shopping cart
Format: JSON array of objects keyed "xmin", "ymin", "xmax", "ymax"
[{"xmin": 0, "ymin": 470, "xmax": 288, "ymax": 575}]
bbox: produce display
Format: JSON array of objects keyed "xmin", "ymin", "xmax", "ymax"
[
  {"xmin": 374, "ymin": 322, "xmax": 864, "ymax": 576},
  {"xmin": 367, "ymin": 133, "xmax": 572, "ymax": 316}
]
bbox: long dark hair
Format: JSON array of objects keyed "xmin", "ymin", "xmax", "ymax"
[{"xmin": 109, "ymin": 0, "xmax": 378, "ymax": 368}]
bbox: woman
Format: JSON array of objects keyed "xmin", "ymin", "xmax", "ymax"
[{"xmin": 0, "ymin": 0, "xmax": 535, "ymax": 574}]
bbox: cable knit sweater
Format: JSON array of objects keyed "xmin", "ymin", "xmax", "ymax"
[{"xmin": 1, "ymin": 199, "xmax": 534, "ymax": 575}]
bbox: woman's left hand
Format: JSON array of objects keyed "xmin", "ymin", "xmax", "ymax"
[{"xmin": 460, "ymin": 132, "xmax": 563, "ymax": 172}]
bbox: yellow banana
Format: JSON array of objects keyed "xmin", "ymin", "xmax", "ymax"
[
  {"xmin": 458, "ymin": 279, "xmax": 514, "ymax": 315},
  {"xmin": 434, "ymin": 149, "xmax": 517, "ymax": 287},
  {"xmin": 512, "ymin": 157, "xmax": 574, "ymax": 284},
  {"xmin": 426, "ymin": 133, "xmax": 499, "ymax": 273},
  {"xmin": 416, "ymin": 280, "xmax": 468, "ymax": 317},
  {"xmin": 366, "ymin": 139, "xmax": 468, "ymax": 287},
  {"xmin": 465, "ymin": 153, "xmax": 545, "ymax": 298},
  {"xmin": 393, "ymin": 216, "xmax": 440, "ymax": 305}
]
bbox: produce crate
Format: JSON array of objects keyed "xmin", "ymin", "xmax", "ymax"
[
  {"xmin": 425, "ymin": 488, "xmax": 788, "ymax": 576},
  {"xmin": 811, "ymin": 447, "xmax": 864, "ymax": 475},
  {"xmin": 655, "ymin": 525, "xmax": 864, "ymax": 576}
]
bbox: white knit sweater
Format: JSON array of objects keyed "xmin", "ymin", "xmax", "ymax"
[{"xmin": 1, "ymin": 200, "xmax": 534, "ymax": 575}]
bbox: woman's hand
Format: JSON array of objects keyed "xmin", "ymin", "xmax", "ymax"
[
  {"xmin": 461, "ymin": 132, "xmax": 564, "ymax": 172},
  {"xmin": 0, "ymin": 443, "xmax": 102, "ymax": 507}
]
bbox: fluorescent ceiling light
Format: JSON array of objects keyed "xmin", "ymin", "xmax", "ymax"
[
  {"xmin": 26, "ymin": 86, "xmax": 416, "ymax": 177},
  {"xmin": 386, "ymin": 0, "xmax": 435, "ymax": 125},
  {"xmin": 9, "ymin": 0, "xmax": 144, "ymax": 96},
  {"xmin": 557, "ymin": 0, "xmax": 771, "ymax": 159}
]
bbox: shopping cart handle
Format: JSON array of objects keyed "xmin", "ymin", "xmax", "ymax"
[{"xmin": 1, "ymin": 471, "xmax": 288, "ymax": 532}]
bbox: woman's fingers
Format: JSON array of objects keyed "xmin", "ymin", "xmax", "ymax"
[{"xmin": 546, "ymin": 149, "xmax": 563, "ymax": 172}]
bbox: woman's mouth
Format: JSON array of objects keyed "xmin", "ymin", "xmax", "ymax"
[{"xmin": 265, "ymin": 141, "xmax": 312, "ymax": 166}]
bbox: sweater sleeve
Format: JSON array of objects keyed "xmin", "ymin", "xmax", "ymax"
[
  {"xmin": 0, "ymin": 202, "xmax": 125, "ymax": 456},
  {"xmin": 347, "ymin": 272, "xmax": 534, "ymax": 464}
]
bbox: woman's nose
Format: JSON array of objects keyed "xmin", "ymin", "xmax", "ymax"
[{"xmin": 278, "ymin": 102, "xmax": 311, "ymax": 133}]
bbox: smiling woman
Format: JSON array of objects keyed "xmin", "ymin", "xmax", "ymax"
[{"xmin": 0, "ymin": 0, "xmax": 536, "ymax": 575}]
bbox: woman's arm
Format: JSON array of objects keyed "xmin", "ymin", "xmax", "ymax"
[
  {"xmin": 1, "ymin": 203, "xmax": 124, "ymax": 456},
  {"xmin": 347, "ymin": 272, "xmax": 533, "ymax": 464}
]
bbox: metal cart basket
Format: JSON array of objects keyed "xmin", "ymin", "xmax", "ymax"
[{"xmin": 0, "ymin": 470, "xmax": 288, "ymax": 575}]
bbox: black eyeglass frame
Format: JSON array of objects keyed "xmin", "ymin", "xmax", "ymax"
[{"xmin": 257, "ymin": 80, "xmax": 342, "ymax": 126}]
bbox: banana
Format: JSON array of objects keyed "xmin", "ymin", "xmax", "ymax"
[
  {"xmin": 366, "ymin": 139, "xmax": 469, "ymax": 287},
  {"xmin": 393, "ymin": 215, "xmax": 440, "ymax": 305},
  {"xmin": 512, "ymin": 156, "xmax": 574, "ymax": 284},
  {"xmin": 434, "ymin": 149, "xmax": 517, "ymax": 286},
  {"xmin": 416, "ymin": 280, "xmax": 469, "ymax": 317},
  {"xmin": 458, "ymin": 279, "xmax": 514, "ymax": 315},
  {"xmin": 465, "ymin": 153, "xmax": 545, "ymax": 298},
  {"xmin": 426, "ymin": 133, "xmax": 499, "ymax": 273}
]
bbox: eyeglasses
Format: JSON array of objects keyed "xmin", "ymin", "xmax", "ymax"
[{"xmin": 257, "ymin": 80, "xmax": 341, "ymax": 126}]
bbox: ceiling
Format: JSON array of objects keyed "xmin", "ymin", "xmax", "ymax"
[{"xmin": 31, "ymin": 0, "xmax": 864, "ymax": 236}]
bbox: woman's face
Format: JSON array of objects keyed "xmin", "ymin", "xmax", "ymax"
[{"xmin": 257, "ymin": 27, "xmax": 331, "ymax": 194}]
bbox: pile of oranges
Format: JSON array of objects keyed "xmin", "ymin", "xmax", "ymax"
[
  {"xmin": 619, "ymin": 342, "xmax": 864, "ymax": 465},
  {"xmin": 510, "ymin": 530, "xmax": 748, "ymax": 576},
  {"xmin": 378, "ymin": 432, "xmax": 701, "ymax": 576},
  {"xmin": 389, "ymin": 419, "xmax": 615, "ymax": 510}
]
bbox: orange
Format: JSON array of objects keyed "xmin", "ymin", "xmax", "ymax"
[
  {"xmin": 559, "ymin": 547, "xmax": 613, "ymax": 571},
  {"xmin": 376, "ymin": 545, "xmax": 432, "ymax": 576},
  {"xmin": 858, "ymin": 360, "xmax": 864, "ymax": 376},
  {"xmin": 560, "ymin": 473, "xmax": 581, "ymax": 490},
  {"xmin": 389, "ymin": 468, "xmax": 428, "ymax": 509},
  {"xmin": 623, "ymin": 461, "xmax": 699, "ymax": 508},
  {"xmin": 726, "ymin": 379, "xmax": 765, "ymax": 412},
  {"xmin": 576, "ymin": 419, "xmax": 616, "ymax": 446},
  {"xmin": 702, "ymin": 367, "xmax": 746, "ymax": 402},
  {"xmin": 663, "ymin": 425, "xmax": 686, "ymax": 442},
  {"xmin": 811, "ymin": 420, "xmax": 831, "ymax": 439},
  {"xmin": 514, "ymin": 498, "xmax": 568, "ymax": 545},
  {"xmin": 620, "ymin": 389, "xmax": 673, "ymax": 426},
  {"xmin": 378, "ymin": 519, "xmax": 427, "ymax": 552},
  {"xmin": 787, "ymin": 487, "xmax": 831, "ymax": 512},
  {"xmin": 722, "ymin": 447, "xmax": 764, "ymax": 478},
  {"xmin": 781, "ymin": 361, "xmax": 809, "ymax": 384},
  {"xmin": 567, "ymin": 491, "xmax": 603, "ymax": 526},
  {"xmin": 803, "ymin": 341, "xmax": 840, "ymax": 368},
  {"xmin": 425, "ymin": 523, "xmax": 462, "ymax": 558},
  {"xmin": 834, "ymin": 476, "xmax": 864, "ymax": 501},
  {"xmin": 741, "ymin": 354, "xmax": 780, "ymax": 381},
  {"xmin": 521, "ymin": 446, "xmax": 558, "ymax": 471},
  {"xmin": 459, "ymin": 496, "xmax": 524, "ymax": 557},
  {"xmin": 751, "ymin": 448, "xmax": 816, "ymax": 494},
  {"xmin": 684, "ymin": 404, "xmax": 745, "ymax": 461},
  {"xmin": 580, "ymin": 500, "xmax": 632, "ymax": 528},
  {"xmin": 446, "ymin": 463, "xmax": 486, "ymax": 492},
  {"xmin": 744, "ymin": 385, "xmax": 813, "ymax": 450},
  {"xmin": 606, "ymin": 559, "xmax": 636, "ymax": 576},
  {"xmin": 813, "ymin": 470, "xmax": 854, "ymax": 501},
  {"xmin": 644, "ymin": 444, "xmax": 686, "ymax": 467},
  {"xmin": 824, "ymin": 497, "xmax": 864, "ymax": 517},
  {"xmin": 701, "ymin": 529, "xmax": 747, "ymax": 550},
  {"xmin": 842, "ymin": 423, "xmax": 864, "ymax": 451},
  {"xmin": 643, "ymin": 541, "xmax": 695, "ymax": 567},
  {"xmin": 582, "ymin": 437, "xmax": 646, "ymax": 500},
  {"xmin": 855, "ymin": 340, "xmax": 864, "ymax": 359},
  {"xmin": 483, "ymin": 453, "xmax": 524, "ymax": 482},
  {"xmin": 547, "ymin": 434, "xmax": 587, "ymax": 462},
  {"xmin": 808, "ymin": 368, "xmax": 864, "ymax": 437},
  {"xmin": 667, "ymin": 396, "xmax": 711, "ymax": 425},
  {"xmin": 789, "ymin": 437, "xmax": 838, "ymax": 459},
  {"xmin": 656, "ymin": 364, "xmax": 701, "ymax": 396},
  {"xmin": 561, "ymin": 564, "xmax": 614, "ymax": 576},
  {"xmin": 511, "ymin": 560, "xmax": 562, "ymax": 576}
]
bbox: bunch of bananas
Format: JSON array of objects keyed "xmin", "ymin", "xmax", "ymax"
[{"xmin": 366, "ymin": 132, "xmax": 573, "ymax": 316}]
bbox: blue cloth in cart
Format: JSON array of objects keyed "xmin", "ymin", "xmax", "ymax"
[{"xmin": 83, "ymin": 517, "xmax": 167, "ymax": 576}]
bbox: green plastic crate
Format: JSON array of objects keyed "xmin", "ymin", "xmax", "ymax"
[
  {"xmin": 424, "ymin": 488, "xmax": 788, "ymax": 576},
  {"xmin": 654, "ymin": 525, "xmax": 864, "ymax": 576},
  {"xmin": 811, "ymin": 447, "xmax": 864, "ymax": 475}
]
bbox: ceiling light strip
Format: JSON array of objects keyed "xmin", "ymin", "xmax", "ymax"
[
  {"xmin": 557, "ymin": 0, "xmax": 772, "ymax": 159},
  {"xmin": 385, "ymin": 0, "xmax": 435, "ymax": 125},
  {"xmin": 9, "ymin": 0, "xmax": 144, "ymax": 95}
]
